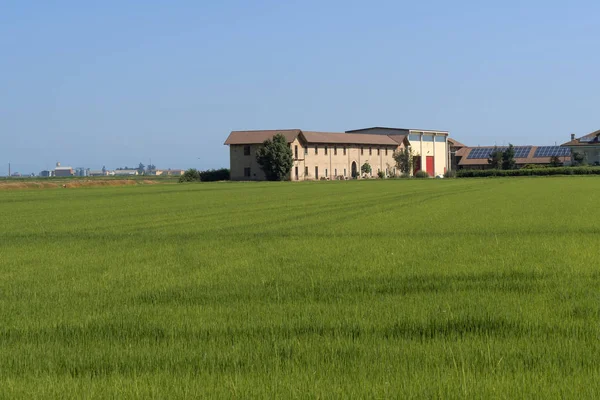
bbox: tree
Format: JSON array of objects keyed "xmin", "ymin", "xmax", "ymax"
[
  {"xmin": 393, "ymin": 147, "xmax": 413, "ymax": 175},
  {"xmin": 255, "ymin": 134, "xmax": 294, "ymax": 181},
  {"xmin": 146, "ymin": 164, "xmax": 156, "ymax": 174},
  {"xmin": 179, "ymin": 168, "xmax": 201, "ymax": 182},
  {"xmin": 549, "ymin": 155, "xmax": 562, "ymax": 167},
  {"xmin": 488, "ymin": 146, "xmax": 503, "ymax": 169},
  {"xmin": 361, "ymin": 162, "xmax": 372, "ymax": 177},
  {"xmin": 572, "ymin": 151, "xmax": 586, "ymax": 166},
  {"xmin": 502, "ymin": 144, "xmax": 516, "ymax": 170},
  {"xmin": 137, "ymin": 163, "xmax": 145, "ymax": 175}
]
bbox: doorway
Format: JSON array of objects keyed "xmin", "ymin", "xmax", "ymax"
[{"xmin": 351, "ymin": 161, "xmax": 358, "ymax": 178}]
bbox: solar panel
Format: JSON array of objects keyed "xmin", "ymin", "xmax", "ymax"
[
  {"xmin": 467, "ymin": 146, "xmax": 532, "ymax": 159},
  {"xmin": 533, "ymin": 146, "xmax": 571, "ymax": 158}
]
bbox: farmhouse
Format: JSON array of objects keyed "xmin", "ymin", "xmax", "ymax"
[
  {"xmin": 224, "ymin": 127, "xmax": 450, "ymax": 181},
  {"xmin": 561, "ymin": 131, "xmax": 600, "ymax": 165},
  {"xmin": 454, "ymin": 145, "xmax": 571, "ymax": 170}
]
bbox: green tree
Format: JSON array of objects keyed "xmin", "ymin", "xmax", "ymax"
[
  {"xmin": 393, "ymin": 147, "xmax": 413, "ymax": 175},
  {"xmin": 137, "ymin": 163, "xmax": 145, "ymax": 175},
  {"xmin": 179, "ymin": 168, "xmax": 201, "ymax": 182},
  {"xmin": 502, "ymin": 144, "xmax": 516, "ymax": 170},
  {"xmin": 488, "ymin": 146, "xmax": 503, "ymax": 169},
  {"xmin": 549, "ymin": 155, "xmax": 562, "ymax": 167},
  {"xmin": 572, "ymin": 151, "xmax": 586, "ymax": 166},
  {"xmin": 146, "ymin": 164, "xmax": 156, "ymax": 174},
  {"xmin": 256, "ymin": 134, "xmax": 294, "ymax": 181},
  {"xmin": 361, "ymin": 162, "xmax": 372, "ymax": 177}
]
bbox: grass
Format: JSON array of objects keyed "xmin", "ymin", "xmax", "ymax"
[{"xmin": 1, "ymin": 177, "xmax": 599, "ymax": 398}]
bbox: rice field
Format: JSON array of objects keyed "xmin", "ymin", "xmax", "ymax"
[{"xmin": 1, "ymin": 178, "xmax": 599, "ymax": 398}]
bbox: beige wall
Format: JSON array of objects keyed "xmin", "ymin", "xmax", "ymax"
[
  {"xmin": 409, "ymin": 132, "xmax": 449, "ymax": 176},
  {"xmin": 230, "ymin": 140, "xmax": 402, "ymax": 181},
  {"xmin": 230, "ymin": 144, "xmax": 268, "ymax": 181},
  {"xmin": 301, "ymin": 143, "xmax": 400, "ymax": 180}
]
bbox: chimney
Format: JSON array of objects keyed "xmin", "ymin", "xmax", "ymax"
[{"xmin": 571, "ymin": 134, "xmax": 576, "ymax": 140}]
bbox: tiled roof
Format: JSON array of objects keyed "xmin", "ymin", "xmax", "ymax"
[
  {"xmin": 302, "ymin": 131, "xmax": 399, "ymax": 145},
  {"xmin": 561, "ymin": 130, "xmax": 600, "ymax": 146},
  {"xmin": 448, "ymin": 138, "xmax": 467, "ymax": 148},
  {"xmin": 225, "ymin": 130, "xmax": 401, "ymax": 146},
  {"xmin": 224, "ymin": 130, "xmax": 301, "ymax": 145}
]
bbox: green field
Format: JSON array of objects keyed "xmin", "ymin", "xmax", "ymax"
[{"xmin": 1, "ymin": 178, "xmax": 599, "ymax": 398}]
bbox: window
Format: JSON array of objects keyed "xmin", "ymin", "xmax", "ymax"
[
  {"xmin": 377, "ymin": 148, "xmax": 380, "ymax": 156},
  {"xmin": 244, "ymin": 167, "xmax": 251, "ymax": 177},
  {"xmin": 294, "ymin": 145, "xmax": 298, "ymax": 159},
  {"xmin": 334, "ymin": 146, "xmax": 337, "ymax": 155},
  {"xmin": 361, "ymin": 147, "xmax": 364, "ymax": 155},
  {"xmin": 315, "ymin": 146, "xmax": 318, "ymax": 155},
  {"xmin": 243, "ymin": 145, "xmax": 251, "ymax": 156},
  {"xmin": 315, "ymin": 166, "xmax": 319, "ymax": 179},
  {"xmin": 435, "ymin": 136, "xmax": 446, "ymax": 143},
  {"xmin": 325, "ymin": 168, "xmax": 328, "ymax": 177},
  {"xmin": 369, "ymin": 147, "xmax": 372, "ymax": 155},
  {"xmin": 325, "ymin": 146, "xmax": 328, "ymax": 155},
  {"xmin": 334, "ymin": 168, "xmax": 337, "ymax": 177},
  {"xmin": 305, "ymin": 147, "xmax": 308, "ymax": 155},
  {"xmin": 344, "ymin": 168, "xmax": 347, "ymax": 177},
  {"xmin": 408, "ymin": 134, "xmax": 421, "ymax": 142},
  {"xmin": 422, "ymin": 135, "xmax": 434, "ymax": 142},
  {"xmin": 305, "ymin": 166, "xmax": 308, "ymax": 177},
  {"xmin": 343, "ymin": 147, "xmax": 347, "ymax": 155},
  {"xmin": 385, "ymin": 148, "xmax": 388, "ymax": 156},
  {"xmin": 295, "ymin": 166, "xmax": 298, "ymax": 180}
]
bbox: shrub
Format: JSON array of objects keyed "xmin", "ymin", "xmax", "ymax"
[
  {"xmin": 456, "ymin": 167, "xmax": 600, "ymax": 178},
  {"xmin": 521, "ymin": 164, "xmax": 548, "ymax": 170},
  {"xmin": 179, "ymin": 169, "xmax": 201, "ymax": 182},
  {"xmin": 444, "ymin": 170, "xmax": 457, "ymax": 178},
  {"xmin": 377, "ymin": 171, "xmax": 385, "ymax": 179},
  {"xmin": 199, "ymin": 168, "xmax": 230, "ymax": 182},
  {"xmin": 415, "ymin": 170, "xmax": 430, "ymax": 179}
]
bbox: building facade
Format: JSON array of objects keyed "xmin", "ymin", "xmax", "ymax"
[
  {"xmin": 562, "ymin": 131, "xmax": 600, "ymax": 165},
  {"xmin": 225, "ymin": 127, "xmax": 450, "ymax": 181}
]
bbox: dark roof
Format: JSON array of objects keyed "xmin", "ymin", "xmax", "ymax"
[
  {"xmin": 346, "ymin": 126, "xmax": 448, "ymax": 134},
  {"xmin": 224, "ymin": 130, "xmax": 301, "ymax": 145},
  {"xmin": 561, "ymin": 130, "xmax": 600, "ymax": 146}
]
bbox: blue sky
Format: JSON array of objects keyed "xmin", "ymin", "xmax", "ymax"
[{"xmin": 1, "ymin": 0, "xmax": 599, "ymax": 175}]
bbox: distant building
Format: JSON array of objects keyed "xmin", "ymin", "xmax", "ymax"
[
  {"xmin": 561, "ymin": 130, "xmax": 600, "ymax": 166},
  {"xmin": 155, "ymin": 169, "xmax": 185, "ymax": 176},
  {"xmin": 89, "ymin": 170, "xmax": 109, "ymax": 177},
  {"xmin": 54, "ymin": 162, "xmax": 74, "ymax": 177},
  {"xmin": 113, "ymin": 169, "xmax": 139, "ymax": 176},
  {"xmin": 39, "ymin": 170, "xmax": 53, "ymax": 177},
  {"xmin": 75, "ymin": 168, "xmax": 89, "ymax": 177}
]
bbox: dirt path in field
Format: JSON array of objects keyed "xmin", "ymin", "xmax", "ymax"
[{"xmin": 0, "ymin": 179, "xmax": 167, "ymax": 190}]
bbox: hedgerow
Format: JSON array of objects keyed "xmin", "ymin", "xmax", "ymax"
[{"xmin": 456, "ymin": 167, "xmax": 600, "ymax": 178}]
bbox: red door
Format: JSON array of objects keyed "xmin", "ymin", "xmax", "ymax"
[{"xmin": 426, "ymin": 156, "xmax": 434, "ymax": 176}]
